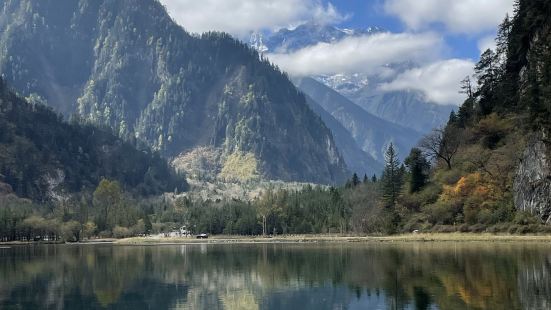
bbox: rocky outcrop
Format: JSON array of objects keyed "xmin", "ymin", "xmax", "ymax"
[{"xmin": 514, "ymin": 132, "xmax": 551, "ymax": 224}]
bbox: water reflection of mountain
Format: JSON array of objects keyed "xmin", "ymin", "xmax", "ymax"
[{"xmin": 0, "ymin": 243, "xmax": 550, "ymax": 309}]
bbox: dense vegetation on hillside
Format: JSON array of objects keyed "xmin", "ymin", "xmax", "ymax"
[
  {"xmin": 0, "ymin": 79, "xmax": 186, "ymax": 201},
  {"xmin": 0, "ymin": 78, "xmax": 190, "ymax": 241},
  {"xmin": 343, "ymin": 0, "xmax": 551, "ymax": 234},
  {"xmin": 0, "ymin": 0, "xmax": 348, "ymax": 184}
]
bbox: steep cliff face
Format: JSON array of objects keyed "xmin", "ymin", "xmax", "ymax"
[
  {"xmin": 0, "ymin": 0, "xmax": 348, "ymax": 184},
  {"xmin": 514, "ymin": 133, "xmax": 551, "ymax": 223},
  {"xmin": 510, "ymin": 1, "xmax": 551, "ymax": 222}
]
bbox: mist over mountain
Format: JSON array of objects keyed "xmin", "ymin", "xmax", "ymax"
[
  {"xmin": 251, "ymin": 23, "xmax": 383, "ymax": 54},
  {"xmin": 345, "ymin": 85, "xmax": 456, "ymax": 133},
  {"xmin": 252, "ymin": 23, "xmax": 456, "ymax": 134},
  {"xmin": 0, "ymin": 0, "xmax": 349, "ymax": 184}
]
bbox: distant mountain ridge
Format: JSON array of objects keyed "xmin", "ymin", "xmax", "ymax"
[
  {"xmin": 0, "ymin": 0, "xmax": 348, "ymax": 184},
  {"xmin": 303, "ymin": 95, "xmax": 383, "ymax": 176},
  {"xmin": 295, "ymin": 77, "xmax": 422, "ymax": 162},
  {"xmin": 346, "ymin": 86, "xmax": 456, "ymax": 133}
]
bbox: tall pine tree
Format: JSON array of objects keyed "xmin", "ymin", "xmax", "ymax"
[
  {"xmin": 351, "ymin": 173, "xmax": 360, "ymax": 187},
  {"xmin": 381, "ymin": 143, "xmax": 403, "ymax": 207},
  {"xmin": 404, "ymin": 148, "xmax": 430, "ymax": 193}
]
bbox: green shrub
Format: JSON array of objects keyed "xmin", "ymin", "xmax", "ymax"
[
  {"xmin": 424, "ymin": 202, "xmax": 455, "ymax": 225},
  {"xmin": 131, "ymin": 219, "xmax": 145, "ymax": 235},
  {"xmin": 98, "ymin": 230, "xmax": 112, "ymax": 238},
  {"xmin": 61, "ymin": 221, "xmax": 81, "ymax": 242},
  {"xmin": 516, "ymin": 225, "xmax": 532, "ymax": 234},
  {"xmin": 513, "ymin": 212, "xmax": 539, "ymax": 225},
  {"xmin": 113, "ymin": 226, "xmax": 131, "ymax": 238},
  {"xmin": 508, "ymin": 224, "xmax": 520, "ymax": 234},
  {"xmin": 401, "ymin": 213, "xmax": 428, "ymax": 232},
  {"xmin": 492, "ymin": 202, "xmax": 515, "ymax": 223},
  {"xmin": 477, "ymin": 209, "xmax": 494, "ymax": 224},
  {"xmin": 468, "ymin": 224, "xmax": 487, "ymax": 233},
  {"xmin": 487, "ymin": 223, "xmax": 511, "ymax": 233},
  {"xmin": 82, "ymin": 222, "xmax": 98, "ymax": 239},
  {"xmin": 431, "ymin": 225, "xmax": 456, "ymax": 233},
  {"xmin": 434, "ymin": 168, "xmax": 462, "ymax": 186}
]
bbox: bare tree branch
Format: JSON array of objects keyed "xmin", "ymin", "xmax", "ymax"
[{"xmin": 419, "ymin": 127, "xmax": 462, "ymax": 170}]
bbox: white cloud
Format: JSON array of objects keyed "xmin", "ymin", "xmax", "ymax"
[
  {"xmin": 267, "ymin": 32, "xmax": 443, "ymax": 76},
  {"xmin": 266, "ymin": 31, "xmax": 473, "ymax": 106},
  {"xmin": 478, "ymin": 35, "xmax": 497, "ymax": 53},
  {"xmin": 379, "ymin": 59, "xmax": 475, "ymax": 105},
  {"xmin": 384, "ymin": 0, "xmax": 514, "ymax": 34},
  {"xmin": 160, "ymin": 0, "xmax": 345, "ymax": 37}
]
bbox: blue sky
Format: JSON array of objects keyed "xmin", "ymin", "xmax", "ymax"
[
  {"xmin": 332, "ymin": 0, "xmax": 508, "ymax": 60},
  {"xmin": 337, "ymin": 1, "xmax": 403, "ymax": 31},
  {"xmin": 161, "ymin": 0, "xmax": 514, "ymax": 105}
]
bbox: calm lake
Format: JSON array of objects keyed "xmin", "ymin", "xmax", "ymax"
[{"xmin": 0, "ymin": 242, "xmax": 550, "ymax": 309}]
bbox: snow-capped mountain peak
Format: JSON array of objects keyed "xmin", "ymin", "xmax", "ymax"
[
  {"xmin": 316, "ymin": 73, "xmax": 370, "ymax": 95},
  {"xmin": 249, "ymin": 23, "xmax": 383, "ymax": 54},
  {"xmin": 249, "ymin": 31, "xmax": 268, "ymax": 53}
]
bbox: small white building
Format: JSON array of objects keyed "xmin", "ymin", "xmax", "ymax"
[
  {"xmin": 179, "ymin": 226, "xmax": 192, "ymax": 236},
  {"xmin": 165, "ymin": 226, "xmax": 192, "ymax": 238}
]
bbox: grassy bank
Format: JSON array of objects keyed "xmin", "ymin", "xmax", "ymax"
[
  {"xmin": 3, "ymin": 233, "xmax": 550, "ymax": 246},
  {"xmin": 116, "ymin": 233, "xmax": 551, "ymax": 245}
]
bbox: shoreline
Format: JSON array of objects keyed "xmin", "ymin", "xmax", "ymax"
[
  {"xmin": 115, "ymin": 233, "xmax": 551, "ymax": 245},
  {"xmin": 2, "ymin": 233, "xmax": 551, "ymax": 246}
]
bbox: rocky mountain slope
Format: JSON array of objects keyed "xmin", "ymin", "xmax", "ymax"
[
  {"xmin": 0, "ymin": 0, "xmax": 348, "ymax": 184},
  {"xmin": 303, "ymin": 95, "xmax": 383, "ymax": 175}
]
